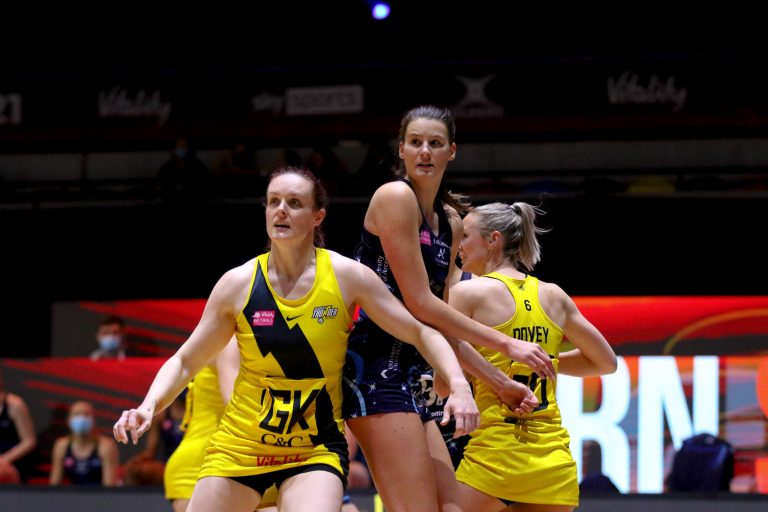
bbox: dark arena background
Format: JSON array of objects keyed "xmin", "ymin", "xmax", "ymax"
[{"xmin": 1, "ymin": 3, "xmax": 767, "ymax": 511}]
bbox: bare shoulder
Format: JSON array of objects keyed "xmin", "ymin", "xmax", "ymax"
[
  {"xmin": 327, "ymin": 250, "xmax": 367, "ymax": 281},
  {"xmin": 537, "ymin": 279, "xmax": 572, "ymax": 325},
  {"xmin": 5, "ymin": 392, "xmax": 29, "ymax": 412},
  {"xmin": 444, "ymin": 204, "xmax": 463, "ymax": 233},
  {"xmin": 451, "ymin": 275, "xmax": 499, "ymax": 301},
  {"xmin": 367, "ymin": 181, "xmax": 422, "ymax": 236},
  {"xmin": 214, "ymin": 257, "xmax": 258, "ymax": 296},
  {"xmin": 444, "ymin": 203, "xmax": 462, "ymax": 222},
  {"xmin": 538, "ymin": 279, "xmax": 569, "ymax": 301},
  {"xmin": 52, "ymin": 436, "xmax": 68, "ymax": 453},
  {"xmin": 327, "ymin": 250, "xmax": 376, "ymax": 306},
  {"xmin": 98, "ymin": 435, "xmax": 118, "ymax": 453},
  {"xmin": 223, "ymin": 257, "xmax": 258, "ymax": 284},
  {"xmin": 5, "ymin": 392, "xmax": 22, "ymax": 407},
  {"xmin": 203, "ymin": 257, "xmax": 260, "ymax": 314},
  {"xmin": 370, "ymin": 181, "xmax": 419, "ymax": 211},
  {"xmin": 374, "ymin": 179, "xmax": 412, "ymax": 198}
]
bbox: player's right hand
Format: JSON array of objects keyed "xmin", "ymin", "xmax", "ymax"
[{"xmin": 113, "ymin": 404, "xmax": 154, "ymax": 445}]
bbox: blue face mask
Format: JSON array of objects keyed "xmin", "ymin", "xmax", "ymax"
[
  {"xmin": 98, "ymin": 335, "xmax": 121, "ymax": 352},
  {"xmin": 69, "ymin": 415, "xmax": 93, "ymax": 435},
  {"xmin": 174, "ymin": 148, "xmax": 188, "ymax": 159}
]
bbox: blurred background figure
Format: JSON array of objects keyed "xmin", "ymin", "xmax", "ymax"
[
  {"xmin": 90, "ymin": 315, "xmax": 128, "ymax": 361},
  {"xmin": 280, "ymin": 148, "xmax": 304, "ymax": 168},
  {"xmin": 215, "ymin": 140, "xmax": 258, "ymax": 175},
  {"xmin": 27, "ymin": 403, "xmax": 70, "ymax": 485},
  {"xmin": 213, "ymin": 139, "xmax": 265, "ymax": 198},
  {"xmin": 355, "ymin": 139, "xmax": 397, "ymax": 196},
  {"xmin": 121, "ymin": 391, "xmax": 186, "ymax": 487},
  {"xmin": 49, "ymin": 400, "xmax": 118, "ymax": 486},
  {"xmin": 579, "ymin": 471, "xmax": 621, "ymax": 496},
  {"xmin": 666, "ymin": 433, "xmax": 735, "ymax": 493},
  {"xmin": 157, "ymin": 136, "xmax": 211, "ymax": 202},
  {"xmin": 0, "ymin": 367, "xmax": 37, "ymax": 484},
  {"xmin": 305, "ymin": 145, "xmax": 349, "ymax": 196}
]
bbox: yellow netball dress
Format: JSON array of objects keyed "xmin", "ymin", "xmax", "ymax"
[
  {"xmin": 164, "ymin": 365, "xmax": 225, "ymax": 500},
  {"xmin": 199, "ymin": 248, "xmax": 352, "ymax": 484},
  {"xmin": 455, "ymin": 273, "xmax": 579, "ymax": 507}
]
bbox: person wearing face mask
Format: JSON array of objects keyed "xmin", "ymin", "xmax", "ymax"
[
  {"xmin": 157, "ymin": 135, "xmax": 211, "ymax": 203},
  {"xmin": 90, "ymin": 315, "xmax": 127, "ymax": 361},
  {"xmin": 50, "ymin": 400, "xmax": 119, "ymax": 486}
]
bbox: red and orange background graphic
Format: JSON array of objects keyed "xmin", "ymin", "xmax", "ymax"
[{"xmin": 1, "ymin": 296, "xmax": 766, "ymax": 491}]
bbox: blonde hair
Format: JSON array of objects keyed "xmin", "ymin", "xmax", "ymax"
[{"xmin": 471, "ymin": 202, "xmax": 549, "ymax": 272}]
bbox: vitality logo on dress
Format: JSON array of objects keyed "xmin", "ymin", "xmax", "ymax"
[
  {"xmin": 311, "ymin": 305, "xmax": 338, "ymax": 324},
  {"xmin": 252, "ymin": 310, "xmax": 276, "ymax": 327}
]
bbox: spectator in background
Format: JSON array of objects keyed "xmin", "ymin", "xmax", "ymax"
[
  {"xmin": 215, "ymin": 140, "xmax": 258, "ymax": 175},
  {"xmin": 157, "ymin": 136, "xmax": 211, "ymax": 202},
  {"xmin": 50, "ymin": 400, "xmax": 118, "ymax": 486},
  {"xmin": 90, "ymin": 315, "xmax": 128, "ymax": 361},
  {"xmin": 306, "ymin": 146, "xmax": 348, "ymax": 196},
  {"xmin": 355, "ymin": 139, "xmax": 397, "ymax": 196},
  {"xmin": 214, "ymin": 140, "xmax": 265, "ymax": 198},
  {"xmin": 28, "ymin": 403, "xmax": 70, "ymax": 484},
  {"xmin": 280, "ymin": 148, "xmax": 304, "ymax": 168},
  {"xmin": 122, "ymin": 392, "xmax": 186, "ymax": 487},
  {"xmin": 0, "ymin": 367, "xmax": 37, "ymax": 483}
]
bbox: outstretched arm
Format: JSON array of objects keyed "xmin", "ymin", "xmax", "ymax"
[{"xmin": 113, "ymin": 268, "xmax": 244, "ymax": 445}]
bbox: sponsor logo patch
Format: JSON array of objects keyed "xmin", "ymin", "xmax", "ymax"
[{"xmin": 252, "ymin": 310, "xmax": 276, "ymax": 327}]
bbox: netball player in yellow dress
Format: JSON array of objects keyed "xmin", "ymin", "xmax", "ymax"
[
  {"xmin": 442, "ymin": 202, "xmax": 617, "ymax": 511},
  {"xmin": 163, "ymin": 336, "xmax": 239, "ymax": 512},
  {"xmin": 113, "ymin": 167, "xmax": 478, "ymax": 512}
]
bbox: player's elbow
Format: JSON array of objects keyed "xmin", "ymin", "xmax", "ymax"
[
  {"xmin": 401, "ymin": 294, "xmax": 438, "ymax": 324},
  {"xmin": 599, "ymin": 352, "xmax": 618, "ymax": 375}
]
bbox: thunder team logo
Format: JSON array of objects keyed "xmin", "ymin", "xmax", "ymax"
[{"xmin": 311, "ymin": 305, "xmax": 338, "ymax": 324}]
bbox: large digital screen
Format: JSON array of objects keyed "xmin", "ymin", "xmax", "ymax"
[{"xmin": 10, "ymin": 295, "xmax": 768, "ymax": 492}]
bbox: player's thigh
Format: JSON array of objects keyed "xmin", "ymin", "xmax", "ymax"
[
  {"xmin": 347, "ymin": 413, "xmax": 438, "ymax": 512},
  {"xmin": 278, "ymin": 469, "xmax": 343, "ymax": 512},
  {"xmin": 187, "ymin": 476, "xmax": 261, "ymax": 512}
]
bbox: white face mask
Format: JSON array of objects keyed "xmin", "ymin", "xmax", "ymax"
[{"xmin": 98, "ymin": 334, "xmax": 121, "ymax": 352}]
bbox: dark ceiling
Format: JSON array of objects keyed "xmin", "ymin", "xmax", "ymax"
[{"xmin": 3, "ymin": 3, "xmax": 765, "ymax": 75}]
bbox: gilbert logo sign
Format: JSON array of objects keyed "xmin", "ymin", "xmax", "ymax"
[{"xmin": 452, "ymin": 75, "xmax": 504, "ymax": 119}]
